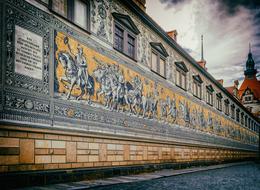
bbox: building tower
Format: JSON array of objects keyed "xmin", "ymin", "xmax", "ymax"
[
  {"xmin": 244, "ymin": 43, "xmax": 257, "ymax": 79},
  {"xmin": 238, "ymin": 44, "xmax": 260, "ymax": 118}
]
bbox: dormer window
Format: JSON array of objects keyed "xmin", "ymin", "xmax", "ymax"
[
  {"xmin": 216, "ymin": 93, "xmax": 223, "ymax": 111},
  {"xmin": 192, "ymin": 75, "xmax": 203, "ymax": 99},
  {"xmin": 236, "ymin": 108, "xmax": 240, "ymax": 122},
  {"xmin": 224, "ymin": 99, "xmax": 230, "ymax": 115},
  {"xmin": 175, "ymin": 61, "xmax": 188, "ymax": 90},
  {"xmin": 50, "ymin": 0, "xmax": 90, "ymax": 31},
  {"xmin": 231, "ymin": 104, "xmax": 235, "ymax": 119},
  {"xmin": 112, "ymin": 12, "xmax": 140, "ymax": 60},
  {"xmin": 150, "ymin": 42, "xmax": 168, "ymax": 78},
  {"xmin": 206, "ymin": 85, "xmax": 214, "ymax": 106},
  {"xmin": 241, "ymin": 112, "xmax": 244, "ymax": 125}
]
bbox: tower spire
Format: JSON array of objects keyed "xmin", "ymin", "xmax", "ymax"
[
  {"xmin": 249, "ymin": 42, "xmax": 251, "ymax": 54},
  {"xmin": 201, "ymin": 35, "xmax": 204, "ymax": 61}
]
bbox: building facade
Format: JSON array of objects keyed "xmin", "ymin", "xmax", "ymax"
[
  {"xmin": 238, "ymin": 48, "xmax": 260, "ymax": 119},
  {"xmin": 0, "ymin": 0, "xmax": 259, "ymax": 187}
]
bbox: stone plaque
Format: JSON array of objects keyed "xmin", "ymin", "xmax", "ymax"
[{"xmin": 15, "ymin": 25, "xmax": 43, "ymax": 80}]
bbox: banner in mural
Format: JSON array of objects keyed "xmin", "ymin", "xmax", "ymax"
[{"xmin": 54, "ymin": 31, "xmax": 257, "ymax": 145}]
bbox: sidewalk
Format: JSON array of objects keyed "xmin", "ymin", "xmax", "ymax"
[{"xmin": 19, "ymin": 161, "xmax": 252, "ymax": 190}]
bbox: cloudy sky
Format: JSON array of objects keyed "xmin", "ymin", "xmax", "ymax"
[{"xmin": 146, "ymin": 0, "xmax": 260, "ymax": 87}]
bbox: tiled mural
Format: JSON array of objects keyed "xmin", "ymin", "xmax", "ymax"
[{"xmin": 54, "ymin": 32, "xmax": 258, "ymax": 146}]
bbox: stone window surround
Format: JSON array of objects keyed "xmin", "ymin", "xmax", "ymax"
[
  {"xmin": 192, "ymin": 75, "xmax": 203, "ymax": 99},
  {"xmin": 150, "ymin": 46, "xmax": 168, "ymax": 78},
  {"xmin": 49, "ymin": 0, "xmax": 91, "ymax": 32}
]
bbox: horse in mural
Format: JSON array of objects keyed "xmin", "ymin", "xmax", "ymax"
[{"xmin": 58, "ymin": 51, "xmax": 94, "ymax": 101}]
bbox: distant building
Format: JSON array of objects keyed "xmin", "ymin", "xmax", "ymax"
[{"xmin": 238, "ymin": 46, "xmax": 260, "ymax": 119}]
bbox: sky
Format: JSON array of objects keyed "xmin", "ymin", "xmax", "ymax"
[{"xmin": 146, "ymin": 0, "xmax": 260, "ymax": 87}]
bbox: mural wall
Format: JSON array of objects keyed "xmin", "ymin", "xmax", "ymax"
[{"xmin": 54, "ymin": 31, "xmax": 258, "ymax": 146}]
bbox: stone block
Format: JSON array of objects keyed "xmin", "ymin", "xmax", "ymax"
[
  {"xmin": 77, "ymin": 155, "xmax": 89, "ymax": 162},
  {"xmin": 71, "ymin": 163, "xmax": 84, "ymax": 168},
  {"xmin": 58, "ymin": 135, "xmax": 71, "ymax": 141},
  {"xmin": 58, "ymin": 163, "xmax": 71, "ymax": 169},
  {"xmin": 99, "ymin": 144, "xmax": 107, "ymax": 162},
  {"xmin": 44, "ymin": 163, "xmax": 59, "ymax": 170},
  {"xmin": 89, "ymin": 155, "xmax": 99, "ymax": 162},
  {"xmin": 0, "ymin": 156, "xmax": 19, "ymax": 165},
  {"xmin": 35, "ymin": 148, "xmax": 49, "ymax": 155},
  {"xmin": 35, "ymin": 155, "xmax": 51, "ymax": 164},
  {"xmin": 0, "ymin": 131, "xmax": 8, "ymax": 137},
  {"xmin": 66, "ymin": 142, "xmax": 76, "ymax": 162},
  {"xmin": 9, "ymin": 131, "xmax": 27, "ymax": 138},
  {"xmin": 0, "ymin": 137, "xmax": 19, "ymax": 147},
  {"xmin": 77, "ymin": 149, "xmax": 90, "ymax": 155},
  {"xmin": 124, "ymin": 145, "xmax": 130, "ymax": 160},
  {"xmin": 28, "ymin": 132, "xmax": 44, "ymax": 139},
  {"xmin": 77, "ymin": 142, "xmax": 88, "ymax": 149},
  {"xmin": 35, "ymin": 140, "xmax": 51, "ymax": 148},
  {"xmin": 107, "ymin": 144, "xmax": 116, "ymax": 150},
  {"xmin": 53, "ymin": 149, "xmax": 66, "ymax": 155},
  {"xmin": 0, "ymin": 166, "xmax": 8, "ymax": 172},
  {"xmin": 89, "ymin": 143, "xmax": 99, "ymax": 150},
  {"xmin": 0, "ymin": 147, "xmax": 19, "ymax": 155},
  {"xmin": 51, "ymin": 141, "xmax": 65, "ymax": 148},
  {"xmin": 45, "ymin": 134, "xmax": 59, "ymax": 140},
  {"xmin": 107, "ymin": 155, "xmax": 116, "ymax": 161},
  {"xmin": 51, "ymin": 155, "xmax": 66, "ymax": 163},
  {"xmin": 20, "ymin": 139, "xmax": 34, "ymax": 163}
]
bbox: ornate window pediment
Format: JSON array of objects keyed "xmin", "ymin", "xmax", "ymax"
[
  {"xmin": 175, "ymin": 61, "xmax": 188, "ymax": 73},
  {"xmin": 206, "ymin": 84, "xmax": 214, "ymax": 92},
  {"xmin": 224, "ymin": 99, "xmax": 230, "ymax": 104},
  {"xmin": 112, "ymin": 12, "xmax": 140, "ymax": 35},
  {"xmin": 150, "ymin": 42, "xmax": 169, "ymax": 58},
  {"xmin": 192, "ymin": 75, "xmax": 203, "ymax": 84},
  {"xmin": 216, "ymin": 92, "xmax": 223, "ymax": 99}
]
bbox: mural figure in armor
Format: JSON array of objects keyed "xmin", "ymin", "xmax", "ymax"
[{"xmin": 58, "ymin": 37, "xmax": 94, "ymax": 102}]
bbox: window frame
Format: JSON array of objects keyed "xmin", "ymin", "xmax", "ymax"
[
  {"xmin": 192, "ymin": 75, "xmax": 203, "ymax": 99},
  {"xmin": 49, "ymin": 0, "xmax": 91, "ymax": 33},
  {"xmin": 206, "ymin": 85, "xmax": 214, "ymax": 106},
  {"xmin": 113, "ymin": 21, "xmax": 137, "ymax": 60},
  {"xmin": 224, "ymin": 99, "xmax": 230, "ymax": 115},
  {"xmin": 150, "ymin": 49, "xmax": 166, "ymax": 78},
  {"xmin": 175, "ymin": 62, "xmax": 188, "ymax": 91},
  {"xmin": 216, "ymin": 93, "xmax": 223, "ymax": 111}
]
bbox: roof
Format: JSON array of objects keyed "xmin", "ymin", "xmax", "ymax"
[
  {"xmin": 238, "ymin": 76, "xmax": 260, "ymax": 99},
  {"xmin": 226, "ymin": 86, "xmax": 235, "ymax": 95}
]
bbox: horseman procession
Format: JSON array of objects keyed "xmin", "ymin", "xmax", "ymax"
[
  {"xmin": 57, "ymin": 36, "xmax": 179, "ymax": 122},
  {"xmin": 55, "ymin": 36, "xmax": 255, "ymax": 144}
]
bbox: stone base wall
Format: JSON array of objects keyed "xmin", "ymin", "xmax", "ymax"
[{"xmin": 0, "ymin": 125, "xmax": 257, "ymax": 173}]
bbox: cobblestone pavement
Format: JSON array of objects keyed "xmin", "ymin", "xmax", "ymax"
[{"xmin": 88, "ymin": 163, "xmax": 260, "ymax": 190}]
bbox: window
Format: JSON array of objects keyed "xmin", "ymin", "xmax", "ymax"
[
  {"xmin": 231, "ymin": 104, "xmax": 235, "ymax": 119},
  {"xmin": 50, "ymin": 0, "xmax": 90, "ymax": 31},
  {"xmin": 175, "ymin": 61, "xmax": 188, "ymax": 90},
  {"xmin": 241, "ymin": 112, "xmax": 244, "ymax": 125},
  {"xmin": 114, "ymin": 25, "xmax": 124, "ymax": 51},
  {"xmin": 224, "ymin": 99, "xmax": 229, "ymax": 115},
  {"xmin": 216, "ymin": 93, "xmax": 222, "ymax": 111},
  {"xmin": 236, "ymin": 109, "xmax": 240, "ymax": 122},
  {"xmin": 112, "ymin": 13, "xmax": 140, "ymax": 60},
  {"xmin": 192, "ymin": 75, "xmax": 203, "ymax": 99},
  {"xmin": 150, "ymin": 51, "xmax": 166, "ymax": 77},
  {"xmin": 245, "ymin": 115, "xmax": 248, "ymax": 127},
  {"xmin": 150, "ymin": 42, "xmax": 168, "ymax": 78},
  {"xmin": 206, "ymin": 85, "xmax": 214, "ymax": 106}
]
